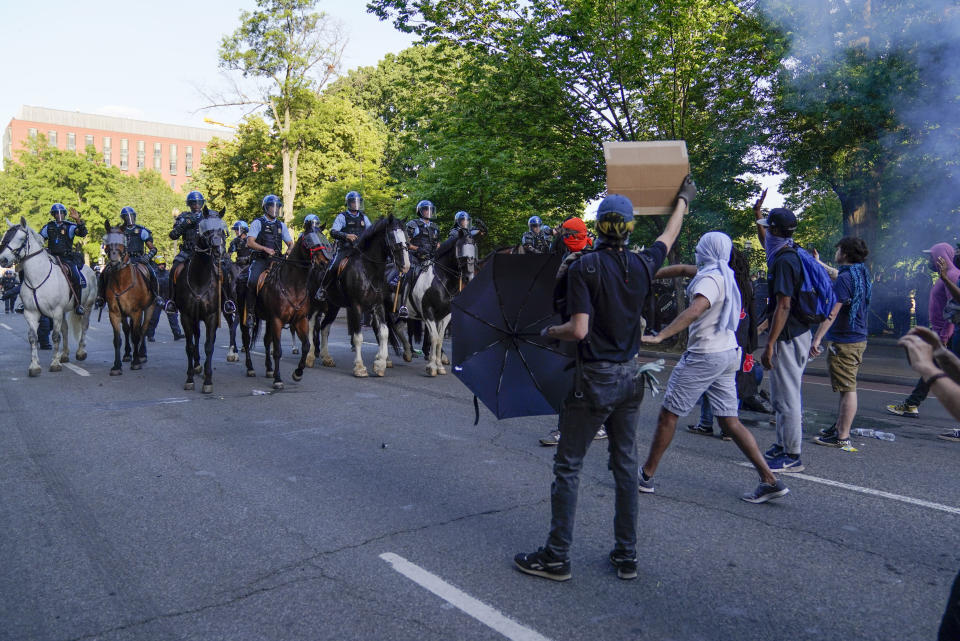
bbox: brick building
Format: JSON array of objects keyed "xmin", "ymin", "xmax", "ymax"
[{"xmin": 2, "ymin": 106, "xmax": 231, "ymax": 191}]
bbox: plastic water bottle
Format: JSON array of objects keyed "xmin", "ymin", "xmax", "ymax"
[
  {"xmin": 851, "ymin": 428, "xmax": 874, "ymax": 438},
  {"xmin": 875, "ymin": 431, "xmax": 896, "ymax": 442}
]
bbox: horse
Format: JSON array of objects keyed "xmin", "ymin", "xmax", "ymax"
[
  {"xmin": 101, "ymin": 225, "xmax": 156, "ymax": 374},
  {"xmin": 389, "ymin": 227, "xmax": 477, "ymax": 376},
  {"xmin": 0, "ymin": 217, "xmax": 97, "ymax": 376},
  {"xmin": 316, "ymin": 215, "xmax": 409, "ymax": 377},
  {"xmin": 242, "ymin": 228, "xmax": 330, "ymax": 388},
  {"xmin": 170, "ymin": 210, "xmax": 227, "ymax": 393}
]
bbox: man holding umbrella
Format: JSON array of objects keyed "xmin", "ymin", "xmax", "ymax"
[{"xmin": 514, "ymin": 176, "xmax": 696, "ymax": 582}]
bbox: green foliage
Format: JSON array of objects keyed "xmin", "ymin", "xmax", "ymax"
[{"xmin": 0, "ymin": 137, "xmax": 182, "ymax": 261}]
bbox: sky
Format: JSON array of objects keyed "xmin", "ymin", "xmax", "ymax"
[{"xmin": 0, "ymin": 0, "xmax": 784, "ymax": 210}]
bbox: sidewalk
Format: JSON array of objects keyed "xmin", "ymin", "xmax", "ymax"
[{"xmin": 638, "ymin": 337, "xmax": 917, "ymax": 387}]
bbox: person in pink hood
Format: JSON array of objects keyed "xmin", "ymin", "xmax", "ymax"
[{"xmin": 886, "ymin": 242, "xmax": 959, "ymax": 419}]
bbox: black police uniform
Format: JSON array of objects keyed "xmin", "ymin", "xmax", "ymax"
[
  {"xmin": 166, "ymin": 211, "xmax": 201, "ymax": 303},
  {"xmin": 41, "ymin": 220, "xmax": 87, "ymax": 298},
  {"xmin": 330, "ymin": 210, "xmax": 368, "ymax": 250},
  {"xmin": 244, "ymin": 215, "xmax": 286, "ymax": 326},
  {"xmin": 229, "ymin": 235, "xmax": 253, "ymax": 267},
  {"xmin": 521, "ymin": 229, "xmax": 551, "ymax": 254},
  {"xmin": 542, "ymin": 240, "xmax": 666, "ymax": 563}
]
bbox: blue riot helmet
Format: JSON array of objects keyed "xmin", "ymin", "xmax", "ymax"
[
  {"xmin": 303, "ymin": 213, "xmax": 320, "ymax": 232},
  {"xmin": 454, "ymin": 211, "xmax": 470, "ymax": 228},
  {"xmin": 417, "ymin": 200, "xmax": 436, "ymax": 220},
  {"xmin": 262, "ymin": 194, "xmax": 282, "ymax": 219},
  {"xmin": 528, "ymin": 215, "xmax": 542, "ymax": 231},
  {"xmin": 231, "ymin": 220, "xmax": 249, "ymax": 235},
  {"xmin": 50, "ymin": 203, "xmax": 68, "ymax": 222},
  {"xmin": 120, "ymin": 206, "xmax": 137, "ymax": 226},
  {"xmin": 186, "ymin": 191, "xmax": 205, "ymax": 212},
  {"xmin": 595, "ymin": 194, "xmax": 635, "ymax": 244},
  {"xmin": 345, "ymin": 191, "xmax": 363, "ymax": 213}
]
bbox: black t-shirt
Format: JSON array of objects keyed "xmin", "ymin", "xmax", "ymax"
[
  {"xmin": 766, "ymin": 248, "xmax": 810, "ymax": 341},
  {"xmin": 566, "ymin": 242, "xmax": 667, "ymax": 362}
]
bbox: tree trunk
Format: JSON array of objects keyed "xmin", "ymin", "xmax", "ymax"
[
  {"xmin": 280, "ymin": 106, "xmax": 295, "ymax": 225},
  {"xmin": 838, "ymin": 185, "xmax": 880, "ymax": 260}
]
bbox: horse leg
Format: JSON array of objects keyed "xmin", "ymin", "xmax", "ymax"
[
  {"xmin": 109, "ymin": 310, "xmax": 123, "ymax": 375},
  {"xmin": 424, "ymin": 319, "xmax": 439, "ymax": 377},
  {"xmin": 292, "ymin": 316, "xmax": 310, "ymax": 381},
  {"xmin": 304, "ymin": 312, "xmax": 316, "ymax": 368},
  {"xmin": 226, "ymin": 314, "xmax": 239, "ymax": 362},
  {"xmin": 25, "ymin": 310, "xmax": 42, "ymax": 377},
  {"xmin": 240, "ymin": 316, "xmax": 255, "ymax": 377},
  {"xmin": 371, "ymin": 309, "xmax": 389, "ymax": 377},
  {"xmin": 76, "ymin": 302, "xmax": 90, "ymax": 361},
  {"xmin": 319, "ymin": 308, "xmax": 337, "ymax": 368},
  {"xmin": 436, "ymin": 315, "xmax": 451, "ymax": 375},
  {"xmin": 201, "ymin": 316, "xmax": 216, "ymax": 394},
  {"xmin": 396, "ymin": 318, "xmax": 413, "ymax": 362},
  {"xmin": 347, "ymin": 306, "xmax": 367, "ymax": 377},
  {"xmin": 48, "ymin": 313, "xmax": 64, "ymax": 371},
  {"xmin": 130, "ymin": 311, "xmax": 145, "ymax": 371},
  {"xmin": 192, "ymin": 321, "xmax": 203, "ymax": 374},
  {"xmin": 59, "ymin": 313, "xmax": 70, "ymax": 363},
  {"xmin": 290, "ymin": 325, "xmax": 299, "ymax": 355},
  {"xmin": 263, "ymin": 321, "xmax": 274, "ymax": 378},
  {"xmin": 183, "ymin": 318, "xmax": 196, "ymax": 390},
  {"xmin": 270, "ymin": 318, "xmax": 284, "ymax": 389},
  {"xmin": 122, "ymin": 317, "xmax": 132, "ymax": 362}
]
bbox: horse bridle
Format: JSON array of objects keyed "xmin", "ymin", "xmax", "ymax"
[
  {"xmin": 6, "ymin": 226, "xmax": 58, "ymax": 308},
  {"xmin": 423, "ymin": 235, "xmax": 476, "ymax": 295}
]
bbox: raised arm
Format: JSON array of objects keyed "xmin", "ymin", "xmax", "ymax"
[
  {"xmin": 654, "ymin": 264, "xmax": 697, "ymax": 280},
  {"xmin": 654, "ymin": 175, "xmax": 695, "ymax": 253},
  {"xmin": 937, "ymin": 257, "xmax": 960, "ymax": 303},
  {"xmin": 753, "ymin": 188, "xmax": 768, "ymax": 247}
]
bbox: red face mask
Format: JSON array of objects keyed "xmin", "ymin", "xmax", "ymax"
[{"xmin": 561, "ymin": 218, "xmax": 590, "ymax": 252}]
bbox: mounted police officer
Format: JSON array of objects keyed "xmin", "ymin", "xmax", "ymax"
[
  {"xmin": 514, "ymin": 176, "xmax": 695, "ymax": 583},
  {"xmin": 164, "ymin": 191, "xmax": 206, "ymax": 312},
  {"xmin": 521, "ymin": 216, "xmax": 552, "ymax": 254},
  {"xmin": 98, "ymin": 206, "xmax": 160, "ymax": 307},
  {"xmin": 244, "ymin": 194, "xmax": 293, "ymax": 329},
  {"xmin": 39, "ymin": 203, "xmax": 88, "ymax": 315},
  {"xmin": 395, "ymin": 200, "xmax": 439, "ymax": 317},
  {"xmin": 229, "ymin": 220, "xmax": 253, "ymax": 267},
  {"xmin": 330, "ymin": 191, "xmax": 371, "ymax": 250}
]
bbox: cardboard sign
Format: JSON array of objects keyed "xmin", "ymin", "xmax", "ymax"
[{"xmin": 603, "ymin": 141, "xmax": 689, "ymax": 215}]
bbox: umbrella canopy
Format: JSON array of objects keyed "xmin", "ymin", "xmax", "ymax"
[{"xmin": 452, "ymin": 252, "xmax": 575, "ymax": 421}]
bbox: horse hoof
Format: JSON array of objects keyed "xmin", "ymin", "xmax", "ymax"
[
  {"xmin": 246, "ymin": 369, "xmax": 256, "ymax": 377},
  {"xmin": 184, "ymin": 382, "xmax": 194, "ymax": 391},
  {"xmin": 265, "ymin": 370, "xmax": 274, "ymax": 378},
  {"xmin": 202, "ymin": 384, "xmax": 213, "ymax": 394},
  {"xmin": 305, "ymin": 354, "xmax": 316, "ymax": 368},
  {"xmin": 226, "ymin": 353, "xmax": 239, "ymax": 363},
  {"xmin": 109, "ymin": 368, "xmax": 122, "ymax": 376},
  {"xmin": 403, "ymin": 354, "xmax": 412, "ymax": 363},
  {"xmin": 373, "ymin": 366, "xmax": 386, "ymax": 377},
  {"xmin": 122, "ymin": 355, "xmax": 131, "ymax": 362},
  {"xmin": 292, "ymin": 347, "xmax": 300, "ymax": 354},
  {"xmin": 49, "ymin": 363, "xmax": 62, "ymax": 373},
  {"xmin": 292, "ymin": 371, "xmax": 302, "ymax": 382},
  {"xmin": 353, "ymin": 367, "xmax": 369, "ymax": 378},
  {"xmin": 441, "ymin": 355, "xmax": 450, "ymax": 366},
  {"xmin": 60, "ymin": 354, "xmax": 69, "ymax": 363},
  {"xmin": 75, "ymin": 350, "xmax": 87, "ymax": 362},
  {"xmin": 273, "ymin": 381, "xmax": 284, "ymax": 390},
  {"xmin": 322, "ymin": 357, "xmax": 336, "ymax": 368},
  {"xmin": 194, "ymin": 365, "xmax": 203, "ymax": 374},
  {"xmin": 385, "ymin": 360, "xmax": 394, "ymax": 368},
  {"xmin": 130, "ymin": 363, "xmax": 142, "ymax": 371},
  {"xmin": 426, "ymin": 366, "xmax": 437, "ymax": 377},
  {"xmin": 438, "ymin": 367, "xmax": 447, "ymax": 375},
  {"xmin": 28, "ymin": 366, "xmax": 41, "ymax": 377}
]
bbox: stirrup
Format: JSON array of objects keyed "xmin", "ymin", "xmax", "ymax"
[
  {"xmin": 398, "ymin": 306, "xmax": 409, "ymax": 319},
  {"xmin": 75, "ymin": 305, "xmax": 86, "ymax": 316},
  {"xmin": 314, "ymin": 287, "xmax": 326, "ymax": 302},
  {"xmin": 223, "ymin": 300, "xmax": 237, "ymax": 314},
  {"xmin": 164, "ymin": 300, "xmax": 177, "ymax": 313}
]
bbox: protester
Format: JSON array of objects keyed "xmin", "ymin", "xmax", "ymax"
[
  {"xmin": 808, "ymin": 237, "xmax": 871, "ymax": 449},
  {"xmin": 638, "ymin": 232, "xmax": 788, "ymax": 503},
  {"xmin": 755, "ymin": 200, "xmax": 812, "ymax": 472},
  {"xmin": 148, "ymin": 261, "xmax": 184, "ymax": 341},
  {"xmin": 514, "ymin": 176, "xmax": 694, "ymax": 582},
  {"xmin": 886, "ymin": 243, "xmax": 958, "ymax": 419}
]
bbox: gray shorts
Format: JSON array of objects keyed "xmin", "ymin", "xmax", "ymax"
[{"xmin": 662, "ymin": 348, "xmax": 740, "ymax": 418}]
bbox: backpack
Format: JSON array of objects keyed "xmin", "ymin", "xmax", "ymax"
[{"xmin": 779, "ymin": 245, "xmax": 837, "ymax": 325}]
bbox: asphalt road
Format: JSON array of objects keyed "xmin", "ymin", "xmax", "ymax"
[{"xmin": 0, "ymin": 312, "xmax": 956, "ymax": 641}]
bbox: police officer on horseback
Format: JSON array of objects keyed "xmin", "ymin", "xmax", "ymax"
[
  {"xmin": 39, "ymin": 203, "xmax": 88, "ymax": 315},
  {"xmin": 229, "ymin": 220, "xmax": 253, "ymax": 267},
  {"xmin": 244, "ymin": 194, "xmax": 293, "ymax": 329},
  {"xmin": 395, "ymin": 200, "xmax": 439, "ymax": 317},
  {"xmin": 330, "ymin": 191, "xmax": 372, "ymax": 250},
  {"xmin": 98, "ymin": 206, "xmax": 160, "ymax": 307},
  {"xmin": 521, "ymin": 215, "xmax": 552, "ymax": 254},
  {"xmin": 164, "ymin": 191, "xmax": 206, "ymax": 312}
]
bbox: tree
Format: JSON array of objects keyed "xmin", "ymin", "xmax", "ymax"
[{"xmin": 212, "ymin": 0, "xmax": 347, "ymax": 224}]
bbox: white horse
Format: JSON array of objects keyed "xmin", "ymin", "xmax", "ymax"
[{"xmin": 0, "ymin": 217, "xmax": 98, "ymax": 376}]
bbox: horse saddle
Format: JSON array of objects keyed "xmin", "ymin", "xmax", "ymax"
[
  {"xmin": 256, "ymin": 262, "xmax": 278, "ymax": 295},
  {"xmin": 54, "ymin": 257, "xmax": 86, "ymax": 287},
  {"xmin": 335, "ymin": 255, "xmax": 351, "ymax": 277}
]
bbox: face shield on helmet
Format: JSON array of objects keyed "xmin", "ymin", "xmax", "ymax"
[
  {"xmin": 231, "ymin": 220, "xmax": 248, "ymax": 236},
  {"xmin": 120, "ymin": 207, "xmax": 137, "ymax": 226},
  {"xmin": 346, "ymin": 191, "xmax": 363, "ymax": 213},
  {"xmin": 455, "ymin": 211, "xmax": 470, "ymax": 228},
  {"xmin": 417, "ymin": 200, "xmax": 435, "ymax": 220},
  {"xmin": 186, "ymin": 191, "xmax": 205, "ymax": 213},
  {"xmin": 262, "ymin": 194, "xmax": 282, "ymax": 219},
  {"xmin": 528, "ymin": 216, "xmax": 542, "ymax": 232},
  {"xmin": 303, "ymin": 214, "xmax": 320, "ymax": 233},
  {"xmin": 50, "ymin": 203, "xmax": 67, "ymax": 223}
]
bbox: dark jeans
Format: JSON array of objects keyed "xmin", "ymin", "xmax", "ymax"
[
  {"xmin": 905, "ymin": 333, "xmax": 960, "ymax": 406},
  {"xmin": 37, "ymin": 315, "xmax": 52, "ymax": 346},
  {"xmin": 147, "ymin": 304, "xmax": 182, "ymax": 338},
  {"xmin": 546, "ymin": 360, "xmax": 644, "ymax": 561}
]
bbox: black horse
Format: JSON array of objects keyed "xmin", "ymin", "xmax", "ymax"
[
  {"xmin": 316, "ymin": 216, "xmax": 409, "ymax": 377},
  {"xmin": 388, "ymin": 227, "xmax": 477, "ymax": 376},
  {"xmin": 171, "ymin": 211, "xmax": 227, "ymax": 393}
]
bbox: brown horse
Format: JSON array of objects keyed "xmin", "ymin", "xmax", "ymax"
[
  {"xmin": 242, "ymin": 225, "xmax": 330, "ymax": 389},
  {"xmin": 101, "ymin": 224, "xmax": 156, "ymax": 375}
]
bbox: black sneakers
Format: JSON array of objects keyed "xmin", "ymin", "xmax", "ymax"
[
  {"xmin": 741, "ymin": 479, "xmax": 790, "ymax": 504},
  {"xmin": 513, "ymin": 548, "xmax": 571, "ymax": 582},
  {"xmin": 609, "ymin": 551, "xmax": 638, "ymax": 580}
]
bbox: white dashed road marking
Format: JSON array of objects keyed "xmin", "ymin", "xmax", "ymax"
[
  {"xmin": 63, "ymin": 363, "xmax": 90, "ymax": 377},
  {"xmin": 737, "ymin": 463, "xmax": 960, "ymax": 515},
  {"xmin": 0, "ymin": 323, "xmax": 12, "ymax": 331},
  {"xmin": 380, "ymin": 552, "xmax": 553, "ymax": 641}
]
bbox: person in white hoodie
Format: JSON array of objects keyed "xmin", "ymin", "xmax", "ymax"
[{"xmin": 639, "ymin": 231, "xmax": 788, "ymax": 503}]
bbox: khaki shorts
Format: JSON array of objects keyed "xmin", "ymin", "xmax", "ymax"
[{"xmin": 827, "ymin": 341, "xmax": 866, "ymax": 392}]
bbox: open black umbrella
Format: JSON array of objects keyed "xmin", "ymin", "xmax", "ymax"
[{"xmin": 452, "ymin": 252, "xmax": 574, "ymax": 422}]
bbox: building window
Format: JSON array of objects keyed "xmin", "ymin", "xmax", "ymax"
[
  {"xmin": 48, "ymin": 131, "xmax": 57, "ymax": 147},
  {"xmin": 85, "ymin": 134, "xmax": 94, "ymax": 150},
  {"xmin": 4, "ymin": 127, "xmax": 11, "ymax": 160},
  {"xmin": 120, "ymin": 138, "xmax": 128, "ymax": 170},
  {"xmin": 170, "ymin": 178, "xmax": 176, "ymax": 189},
  {"xmin": 28, "ymin": 128, "xmax": 37, "ymax": 139},
  {"xmin": 67, "ymin": 133, "xmax": 76, "ymax": 151},
  {"xmin": 103, "ymin": 136, "xmax": 112, "ymax": 167},
  {"xmin": 136, "ymin": 140, "xmax": 145, "ymax": 170},
  {"xmin": 153, "ymin": 142, "xmax": 162, "ymax": 171},
  {"xmin": 185, "ymin": 146, "xmax": 193, "ymax": 176},
  {"xmin": 169, "ymin": 144, "xmax": 177, "ymax": 175}
]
